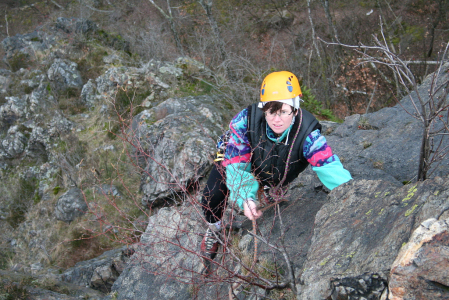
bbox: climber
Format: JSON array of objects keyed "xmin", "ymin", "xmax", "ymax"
[{"xmin": 200, "ymin": 71, "xmax": 352, "ymax": 262}]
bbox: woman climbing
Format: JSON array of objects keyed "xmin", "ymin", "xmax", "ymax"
[{"xmin": 200, "ymin": 71, "xmax": 352, "ymax": 261}]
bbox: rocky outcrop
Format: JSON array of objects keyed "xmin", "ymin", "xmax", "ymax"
[
  {"xmin": 0, "ymin": 95, "xmax": 28, "ymax": 128},
  {"xmin": 0, "ymin": 269, "xmax": 104, "ymax": 300},
  {"xmin": 133, "ymin": 95, "xmax": 233, "ymax": 206},
  {"xmin": 102, "ymin": 59, "xmax": 449, "ymax": 298},
  {"xmin": 1, "ymin": 30, "xmax": 56, "ymax": 62},
  {"xmin": 60, "ymin": 247, "xmax": 134, "ymax": 293},
  {"xmin": 0, "ymin": 125, "xmax": 27, "ymax": 159},
  {"xmin": 107, "ymin": 176, "xmax": 449, "ymax": 300},
  {"xmin": 54, "ymin": 188, "xmax": 88, "ymax": 223},
  {"xmin": 109, "ymin": 206, "xmax": 203, "ymax": 300},
  {"xmin": 90, "ymin": 58, "xmax": 197, "ymax": 111},
  {"xmin": 47, "ymin": 59, "xmax": 83, "ymax": 92},
  {"xmin": 298, "ymin": 176, "xmax": 449, "ymax": 299},
  {"xmin": 80, "ymin": 79, "xmax": 97, "ymax": 108}
]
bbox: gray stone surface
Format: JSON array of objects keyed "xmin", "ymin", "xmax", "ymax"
[
  {"xmin": 109, "ymin": 206, "xmax": 204, "ymax": 300},
  {"xmin": 133, "ymin": 95, "xmax": 233, "ymax": 207},
  {"xmin": 0, "ymin": 14, "xmax": 447, "ymax": 300},
  {"xmin": 54, "ymin": 188, "xmax": 88, "ymax": 223},
  {"xmin": 0, "ymin": 95, "xmax": 28, "ymax": 128},
  {"xmin": 1, "ymin": 30, "xmax": 56, "ymax": 61},
  {"xmin": 0, "ymin": 269, "xmax": 104, "ymax": 300},
  {"xmin": 47, "ymin": 59, "xmax": 83, "ymax": 92},
  {"xmin": 298, "ymin": 176, "xmax": 449, "ymax": 299},
  {"xmin": 80, "ymin": 79, "xmax": 98, "ymax": 108},
  {"xmin": 0, "ymin": 125, "xmax": 27, "ymax": 159},
  {"xmin": 61, "ymin": 247, "xmax": 132, "ymax": 293}
]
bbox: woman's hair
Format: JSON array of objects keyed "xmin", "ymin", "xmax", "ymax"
[{"xmin": 260, "ymin": 101, "xmax": 297, "ymax": 114}]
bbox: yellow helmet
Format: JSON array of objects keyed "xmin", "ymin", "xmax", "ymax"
[{"xmin": 259, "ymin": 71, "xmax": 303, "ymax": 109}]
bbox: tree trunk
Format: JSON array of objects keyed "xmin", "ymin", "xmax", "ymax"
[
  {"xmin": 307, "ymin": 0, "xmax": 320, "ymax": 59},
  {"xmin": 417, "ymin": 123, "xmax": 430, "ymax": 181},
  {"xmin": 147, "ymin": 0, "xmax": 184, "ymax": 56},
  {"xmin": 198, "ymin": 0, "xmax": 227, "ymax": 63},
  {"xmin": 427, "ymin": 0, "xmax": 446, "ymax": 57},
  {"xmin": 320, "ymin": 0, "xmax": 339, "ymax": 42},
  {"xmin": 197, "ymin": 0, "xmax": 235, "ymax": 80}
]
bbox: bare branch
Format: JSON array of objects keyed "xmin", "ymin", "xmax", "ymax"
[
  {"xmin": 78, "ymin": 0, "xmax": 114, "ymax": 13},
  {"xmin": 50, "ymin": 0, "xmax": 64, "ymax": 9},
  {"xmin": 319, "ymin": 30, "xmax": 449, "ymax": 181},
  {"xmin": 147, "ymin": 0, "xmax": 184, "ymax": 55},
  {"xmin": 366, "ymin": 79, "xmax": 378, "ymax": 115},
  {"xmin": 83, "ymin": 4, "xmax": 114, "ymax": 13},
  {"xmin": 403, "ymin": 61, "xmax": 441, "ymax": 65},
  {"xmin": 4, "ymin": 11, "xmax": 9, "ymax": 37}
]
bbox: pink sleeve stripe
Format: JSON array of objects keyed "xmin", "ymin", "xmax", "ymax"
[
  {"xmin": 307, "ymin": 147, "xmax": 333, "ymax": 166},
  {"xmin": 222, "ymin": 153, "xmax": 251, "ymax": 167}
]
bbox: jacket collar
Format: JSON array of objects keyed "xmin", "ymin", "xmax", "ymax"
[{"xmin": 265, "ymin": 122, "xmax": 293, "ymax": 144}]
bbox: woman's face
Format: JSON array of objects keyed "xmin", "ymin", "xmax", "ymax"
[{"xmin": 265, "ymin": 103, "xmax": 296, "ymax": 135}]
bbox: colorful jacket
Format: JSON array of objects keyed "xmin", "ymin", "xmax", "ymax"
[{"xmin": 223, "ymin": 107, "xmax": 352, "ymax": 209}]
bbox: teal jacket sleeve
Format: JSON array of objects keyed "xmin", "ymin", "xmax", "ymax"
[
  {"xmin": 303, "ymin": 129, "xmax": 352, "ymax": 190},
  {"xmin": 225, "ymin": 163, "xmax": 259, "ymax": 209},
  {"xmin": 312, "ymin": 157, "xmax": 352, "ymax": 190},
  {"xmin": 222, "ymin": 109, "xmax": 259, "ymax": 209}
]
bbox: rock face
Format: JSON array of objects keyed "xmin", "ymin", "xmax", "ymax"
[
  {"xmin": 0, "ymin": 269, "xmax": 104, "ymax": 300},
  {"xmin": 54, "ymin": 188, "xmax": 88, "ymax": 223},
  {"xmin": 61, "ymin": 247, "xmax": 133, "ymax": 293},
  {"xmin": 102, "ymin": 176, "xmax": 449, "ymax": 300},
  {"xmin": 1, "ymin": 30, "xmax": 56, "ymax": 61},
  {"xmin": 298, "ymin": 176, "xmax": 449, "ymax": 299},
  {"xmin": 0, "ymin": 125, "xmax": 27, "ymax": 159},
  {"xmin": 47, "ymin": 58, "xmax": 83, "ymax": 92},
  {"xmin": 110, "ymin": 206, "xmax": 203, "ymax": 300},
  {"xmin": 101, "ymin": 172, "xmax": 449, "ymax": 300},
  {"xmin": 389, "ymin": 217, "xmax": 449, "ymax": 300},
  {"xmin": 0, "ymin": 96, "xmax": 29, "ymax": 128},
  {"xmin": 133, "ymin": 95, "xmax": 233, "ymax": 207}
]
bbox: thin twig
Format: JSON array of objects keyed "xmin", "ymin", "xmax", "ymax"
[
  {"xmin": 365, "ymin": 79, "xmax": 378, "ymax": 115},
  {"xmin": 50, "ymin": 0, "xmax": 64, "ymax": 9},
  {"xmin": 252, "ymin": 218, "xmax": 257, "ymax": 269},
  {"xmin": 276, "ymin": 204, "xmax": 297, "ymax": 295},
  {"xmin": 5, "ymin": 11, "xmax": 9, "ymax": 37},
  {"xmin": 82, "ymin": 3, "xmax": 114, "ymax": 13}
]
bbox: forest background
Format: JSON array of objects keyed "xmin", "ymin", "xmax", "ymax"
[{"xmin": 1, "ymin": 0, "xmax": 448, "ymax": 120}]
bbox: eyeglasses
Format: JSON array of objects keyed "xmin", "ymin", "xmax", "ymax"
[{"xmin": 265, "ymin": 110, "xmax": 294, "ymax": 119}]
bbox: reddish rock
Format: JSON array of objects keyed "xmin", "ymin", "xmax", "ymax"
[{"xmin": 389, "ymin": 218, "xmax": 449, "ymax": 300}]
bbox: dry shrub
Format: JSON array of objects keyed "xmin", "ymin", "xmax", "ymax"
[{"xmin": 55, "ymin": 224, "xmax": 113, "ymax": 269}]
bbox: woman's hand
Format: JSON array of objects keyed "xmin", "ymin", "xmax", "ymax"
[{"xmin": 243, "ymin": 199, "xmax": 263, "ymax": 220}]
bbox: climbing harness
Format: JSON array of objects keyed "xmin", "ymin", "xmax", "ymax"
[{"xmin": 214, "ymin": 130, "xmax": 230, "ymax": 162}]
